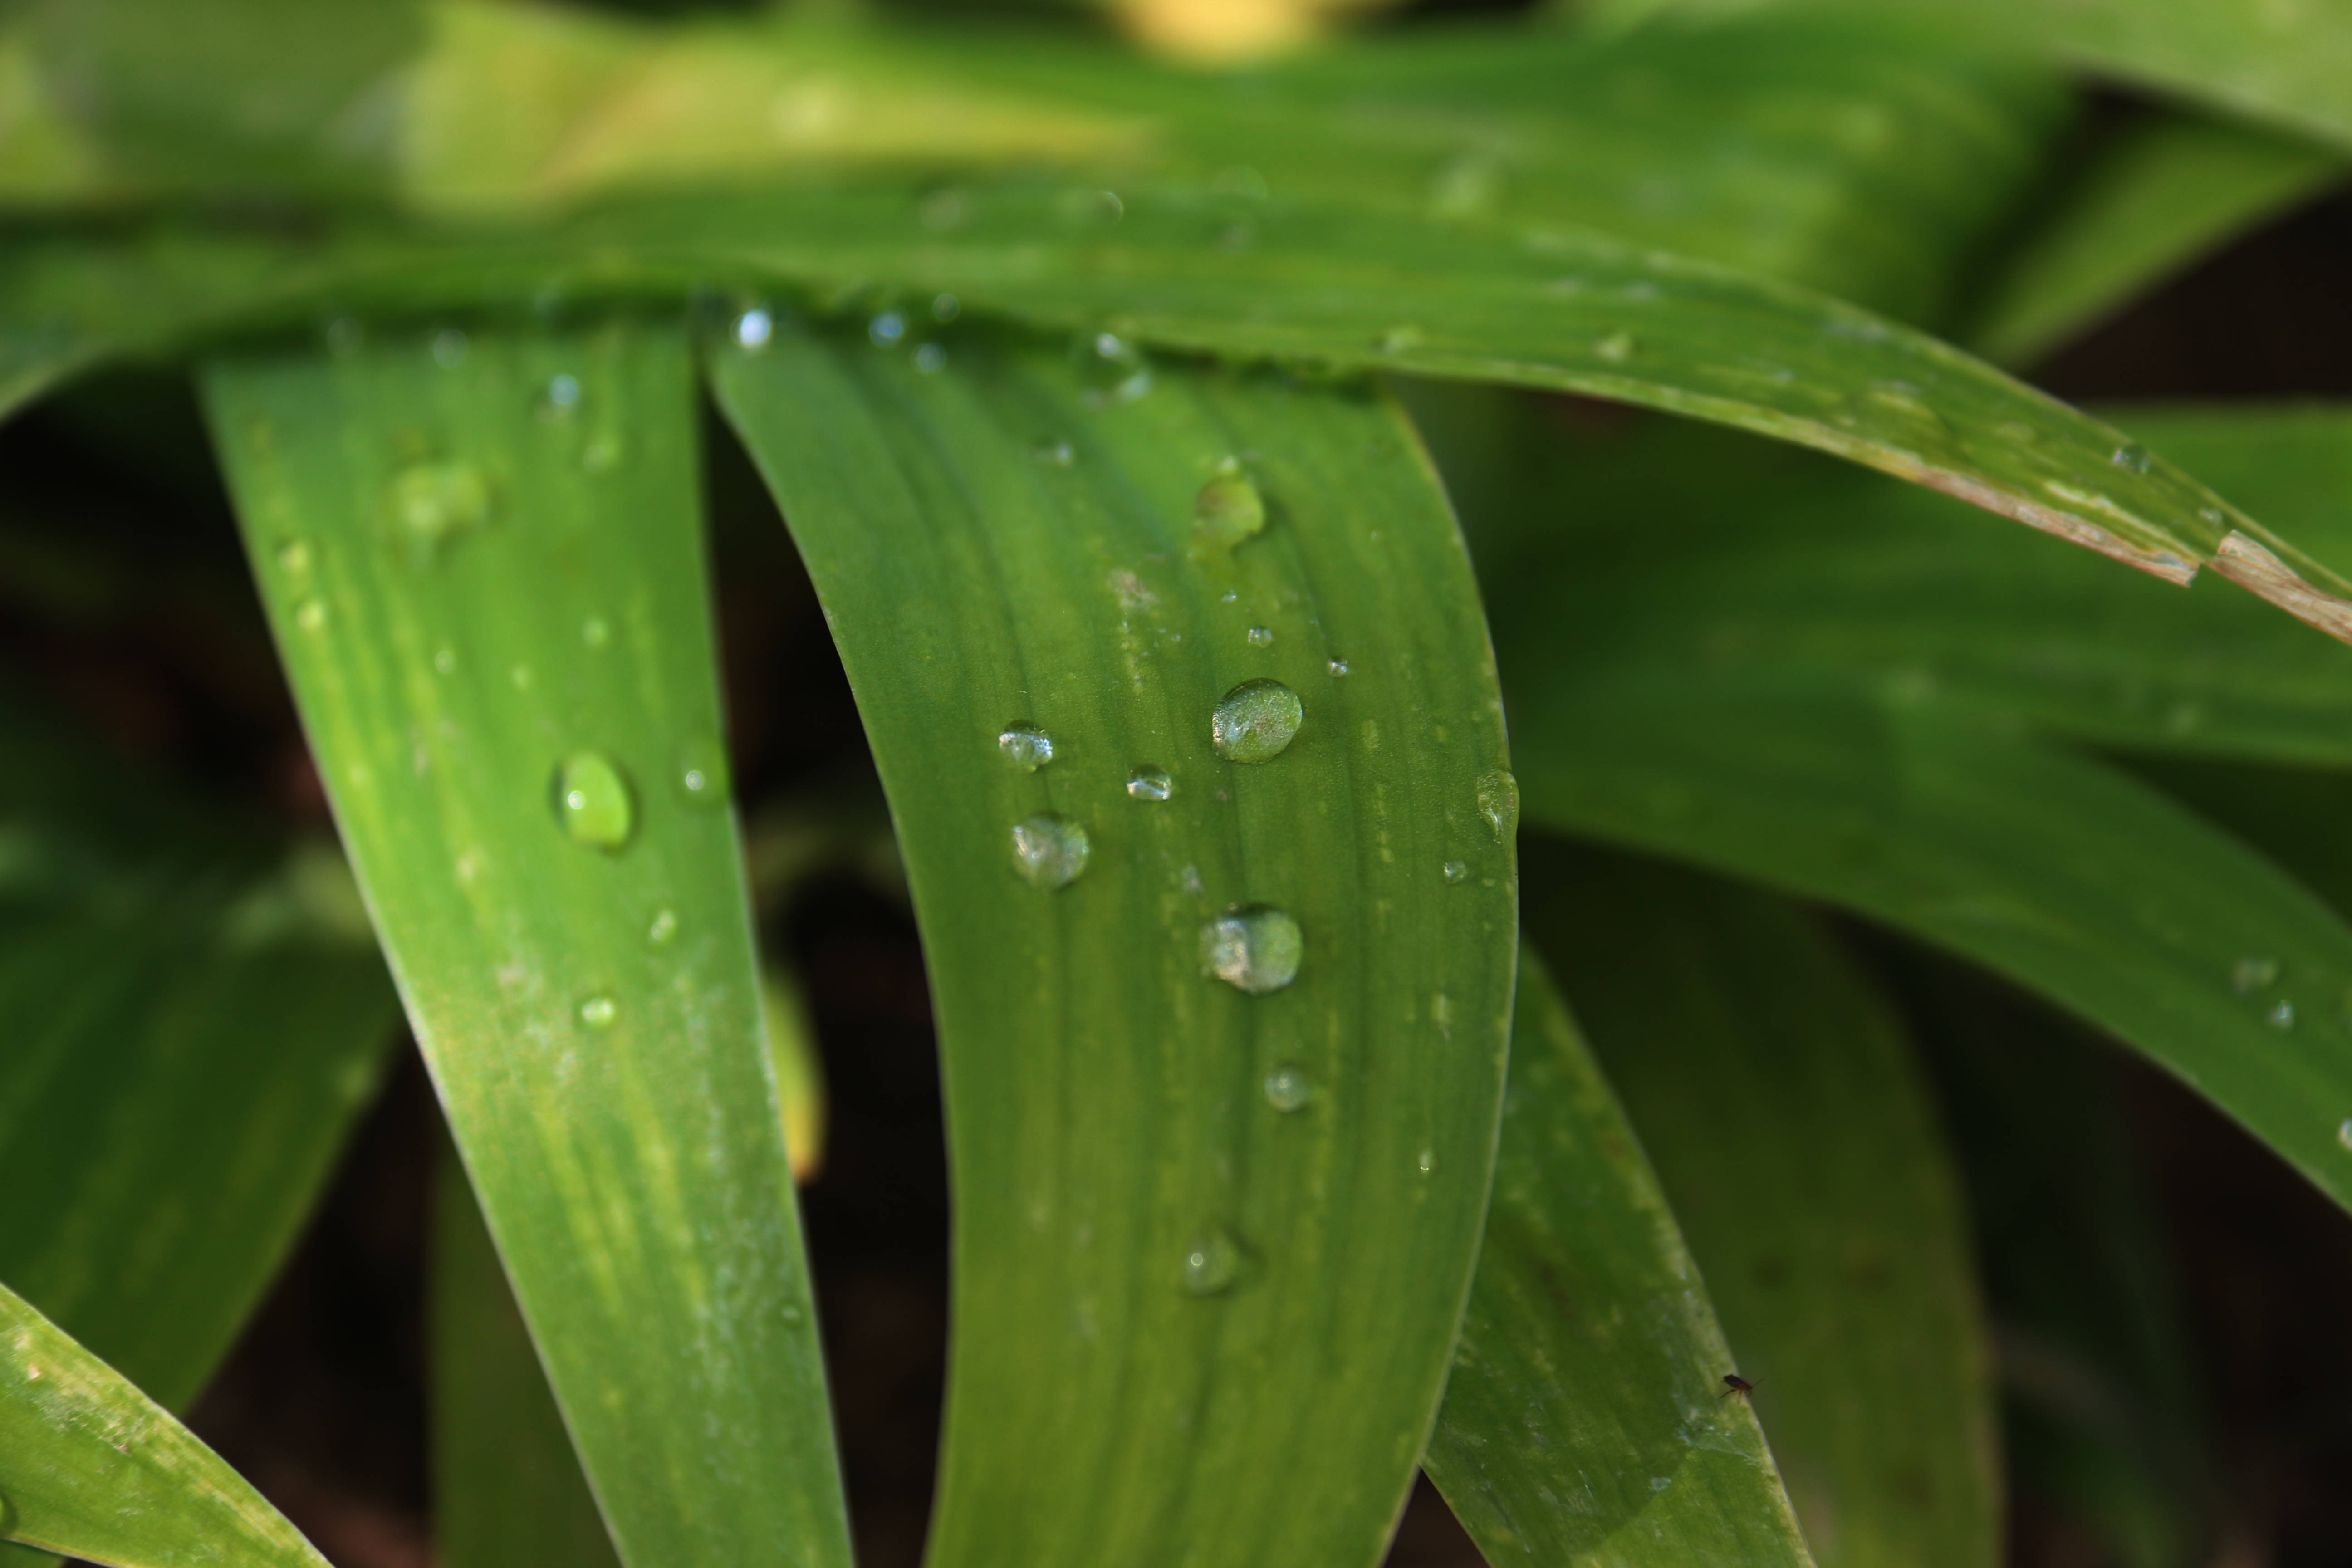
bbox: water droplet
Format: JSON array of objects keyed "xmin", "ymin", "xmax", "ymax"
[
  {"xmin": 1327, "ymin": 657, "xmax": 1349, "ymax": 677},
  {"xmin": 431, "ymin": 328, "xmax": 470, "ymax": 368},
  {"xmin": 1011, "ymin": 814, "xmax": 1091, "ymax": 890},
  {"xmin": 324, "ymin": 317, "xmax": 364, "ymax": 358},
  {"xmin": 1263, "ymin": 1063, "xmax": 1315, "ymax": 1113},
  {"xmin": 1246, "ymin": 626, "xmax": 1274, "ymax": 647},
  {"xmin": 678, "ymin": 737, "xmax": 732, "ymax": 808},
  {"xmin": 539, "ymin": 373, "xmax": 582, "ymax": 419},
  {"xmin": 433, "ymin": 646, "xmax": 457, "ymax": 676},
  {"xmin": 1200, "ymin": 904, "xmax": 1303, "ymax": 995},
  {"xmin": 2339, "ymin": 1117, "xmax": 2352, "ymax": 1152},
  {"xmin": 869, "ymin": 311, "xmax": 906, "ymax": 348},
  {"xmin": 277, "ymin": 539, "xmax": 312, "ymax": 575},
  {"xmin": 1378, "ymin": 325, "xmax": 1425, "ymax": 355},
  {"xmin": 1180, "ymin": 1225, "xmax": 1245, "ymax": 1296},
  {"xmin": 1127, "ymin": 766, "xmax": 1173, "ymax": 802},
  {"xmin": 1442, "ymin": 860, "xmax": 1469, "ymax": 884},
  {"xmin": 388, "ymin": 461, "xmax": 491, "ymax": 560},
  {"xmin": 1593, "ymin": 331, "xmax": 1637, "ymax": 364},
  {"xmin": 913, "ymin": 343, "xmax": 947, "ymax": 374},
  {"xmin": 2269, "ymin": 1000, "xmax": 2297, "ymax": 1030},
  {"xmin": 581, "ymin": 433, "xmax": 623, "ymax": 473},
  {"xmin": 2233, "ymin": 956, "xmax": 2280, "ymax": 994},
  {"xmin": 294, "ymin": 598, "xmax": 328, "ymax": 632},
  {"xmin": 581, "ymin": 616, "xmax": 612, "ymax": 647},
  {"xmin": 2112, "ymin": 443, "xmax": 2151, "ymax": 475},
  {"xmin": 1476, "ymin": 769, "xmax": 1520, "ymax": 844},
  {"xmin": 2199, "ymin": 506, "xmax": 2226, "ymax": 526},
  {"xmin": 735, "ymin": 307, "xmax": 775, "ymax": 350},
  {"xmin": 1193, "ymin": 468, "xmax": 1267, "ymax": 551},
  {"xmin": 1076, "ymin": 333, "xmax": 1152, "ymax": 405},
  {"xmin": 553, "ymin": 751, "xmax": 636, "ymax": 850},
  {"xmin": 647, "ymin": 907, "xmax": 679, "ymax": 948},
  {"xmin": 1034, "ymin": 441, "xmax": 1076, "ymax": 467},
  {"xmin": 998, "ymin": 723, "xmax": 1054, "ymax": 771},
  {"xmin": 578, "ymin": 994, "xmax": 618, "ymax": 1029},
  {"xmin": 1211, "ymin": 679, "xmax": 1303, "ymax": 764},
  {"xmin": 1417, "ymin": 1147, "xmax": 1439, "ymax": 1176},
  {"xmin": 932, "ymin": 293, "xmax": 960, "ymax": 323}
]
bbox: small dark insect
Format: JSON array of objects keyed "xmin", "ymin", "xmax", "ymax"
[{"xmin": 1720, "ymin": 1373, "xmax": 1755, "ymax": 1400}]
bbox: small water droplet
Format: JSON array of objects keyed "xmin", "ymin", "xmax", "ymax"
[
  {"xmin": 1075, "ymin": 333, "xmax": 1151, "ymax": 405},
  {"xmin": 387, "ymin": 461, "xmax": 492, "ymax": 561},
  {"xmin": 1263, "ymin": 1063, "xmax": 1315, "ymax": 1113},
  {"xmin": 1200, "ymin": 904, "xmax": 1303, "ymax": 994},
  {"xmin": 1193, "ymin": 468, "xmax": 1267, "ymax": 551},
  {"xmin": 2112, "ymin": 443, "xmax": 2151, "ymax": 475},
  {"xmin": 1327, "ymin": 657, "xmax": 1349, "ymax": 677},
  {"xmin": 431, "ymin": 328, "xmax": 470, "ymax": 368},
  {"xmin": 998, "ymin": 723, "xmax": 1054, "ymax": 771},
  {"xmin": 1442, "ymin": 860, "xmax": 1469, "ymax": 884},
  {"xmin": 2233, "ymin": 956, "xmax": 2280, "ymax": 994},
  {"xmin": 2338, "ymin": 1117, "xmax": 2352, "ymax": 1152},
  {"xmin": 1417, "ymin": 1147, "xmax": 1438, "ymax": 1176},
  {"xmin": 553, "ymin": 751, "xmax": 636, "ymax": 850},
  {"xmin": 2199, "ymin": 506, "xmax": 2226, "ymax": 526},
  {"xmin": 1593, "ymin": 331, "xmax": 1637, "ymax": 364},
  {"xmin": 1246, "ymin": 626, "xmax": 1274, "ymax": 647},
  {"xmin": 1377, "ymin": 325, "xmax": 1425, "ymax": 355},
  {"xmin": 869, "ymin": 311, "xmax": 906, "ymax": 348},
  {"xmin": 1127, "ymin": 766, "xmax": 1173, "ymax": 802},
  {"xmin": 678, "ymin": 737, "xmax": 732, "ymax": 808},
  {"xmin": 1034, "ymin": 441, "xmax": 1077, "ymax": 467},
  {"xmin": 647, "ymin": 907, "xmax": 680, "ymax": 948},
  {"xmin": 1011, "ymin": 814, "xmax": 1091, "ymax": 890},
  {"xmin": 433, "ymin": 646, "xmax": 457, "ymax": 676},
  {"xmin": 581, "ymin": 617, "xmax": 612, "ymax": 648},
  {"xmin": 581, "ymin": 433, "xmax": 623, "ymax": 472},
  {"xmin": 324, "ymin": 317, "xmax": 364, "ymax": 358},
  {"xmin": 294, "ymin": 598, "xmax": 328, "ymax": 633},
  {"xmin": 277, "ymin": 539, "xmax": 312, "ymax": 575},
  {"xmin": 735, "ymin": 307, "xmax": 775, "ymax": 351},
  {"xmin": 1475, "ymin": 769, "xmax": 1520, "ymax": 844},
  {"xmin": 932, "ymin": 293, "xmax": 960, "ymax": 323},
  {"xmin": 2269, "ymin": 1000, "xmax": 2297, "ymax": 1030},
  {"xmin": 540, "ymin": 373, "xmax": 582, "ymax": 419},
  {"xmin": 1211, "ymin": 679, "xmax": 1303, "ymax": 764},
  {"xmin": 913, "ymin": 342, "xmax": 947, "ymax": 374},
  {"xmin": 1180, "ymin": 1225, "xmax": 1245, "ymax": 1296},
  {"xmin": 578, "ymin": 994, "xmax": 618, "ymax": 1029}
]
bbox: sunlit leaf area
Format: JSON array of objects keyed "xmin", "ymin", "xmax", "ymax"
[{"xmin": 5, "ymin": 0, "xmax": 2352, "ymax": 1565}]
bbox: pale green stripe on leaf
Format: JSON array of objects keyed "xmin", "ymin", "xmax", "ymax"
[
  {"xmin": 0, "ymin": 1280, "xmax": 328, "ymax": 1568},
  {"xmin": 1530, "ymin": 849, "xmax": 1996, "ymax": 1568},
  {"xmin": 200, "ymin": 320, "xmax": 850, "ymax": 1568},
  {"xmin": 711, "ymin": 321, "xmax": 1514, "ymax": 1568}
]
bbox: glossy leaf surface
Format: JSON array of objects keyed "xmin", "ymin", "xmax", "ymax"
[
  {"xmin": 201, "ymin": 321, "xmax": 850, "ymax": 1568},
  {"xmin": 1426, "ymin": 952, "xmax": 1811, "ymax": 1568},
  {"xmin": 711, "ymin": 320, "xmax": 1514, "ymax": 1568}
]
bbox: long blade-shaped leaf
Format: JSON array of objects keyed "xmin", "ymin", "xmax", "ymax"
[
  {"xmin": 710, "ymin": 320, "xmax": 1515, "ymax": 1568},
  {"xmin": 1526, "ymin": 846, "xmax": 1996, "ymax": 1568},
  {"xmin": 1503, "ymin": 676, "xmax": 2352, "ymax": 1214},
  {"xmin": 200, "ymin": 321, "xmax": 851, "ymax": 1568},
  {"xmin": 1426, "ymin": 951, "xmax": 1812, "ymax": 1568},
  {"xmin": 0, "ymin": 1280, "xmax": 327, "ymax": 1568}
]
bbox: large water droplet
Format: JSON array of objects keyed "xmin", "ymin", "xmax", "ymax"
[
  {"xmin": 553, "ymin": 751, "xmax": 636, "ymax": 850},
  {"xmin": 998, "ymin": 723, "xmax": 1054, "ymax": 771},
  {"xmin": 1127, "ymin": 766, "xmax": 1173, "ymax": 802},
  {"xmin": 2112, "ymin": 443, "xmax": 2151, "ymax": 474},
  {"xmin": 678, "ymin": 737, "xmax": 732, "ymax": 808},
  {"xmin": 1193, "ymin": 467, "xmax": 1267, "ymax": 551},
  {"xmin": 1476, "ymin": 769, "xmax": 1520, "ymax": 844},
  {"xmin": 2232, "ymin": 956, "xmax": 2280, "ymax": 994},
  {"xmin": 1011, "ymin": 815, "xmax": 1090, "ymax": 890},
  {"xmin": 1180, "ymin": 1225, "xmax": 1245, "ymax": 1296},
  {"xmin": 578, "ymin": 994, "xmax": 618, "ymax": 1029},
  {"xmin": 1211, "ymin": 680, "xmax": 1303, "ymax": 763},
  {"xmin": 388, "ymin": 461, "xmax": 491, "ymax": 562},
  {"xmin": 1201, "ymin": 904, "xmax": 1303, "ymax": 994},
  {"xmin": 1263, "ymin": 1063, "xmax": 1315, "ymax": 1113}
]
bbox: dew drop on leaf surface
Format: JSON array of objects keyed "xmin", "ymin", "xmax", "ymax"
[
  {"xmin": 1263, "ymin": 1064, "xmax": 1315, "ymax": 1113},
  {"xmin": 578, "ymin": 995, "xmax": 618, "ymax": 1029},
  {"xmin": 388, "ymin": 460, "xmax": 491, "ymax": 559},
  {"xmin": 1201, "ymin": 904, "xmax": 1303, "ymax": 995},
  {"xmin": 678, "ymin": 736, "xmax": 732, "ymax": 808},
  {"xmin": 1475, "ymin": 768, "xmax": 1520, "ymax": 844},
  {"xmin": 1442, "ymin": 860, "xmax": 1469, "ymax": 885},
  {"xmin": 1127, "ymin": 766, "xmax": 1172, "ymax": 802},
  {"xmin": 293, "ymin": 598, "xmax": 328, "ymax": 632},
  {"xmin": 1181, "ymin": 1226, "xmax": 1245, "ymax": 1296},
  {"xmin": 1246, "ymin": 626, "xmax": 1274, "ymax": 647},
  {"xmin": 2233, "ymin": 956, "xmax": 2280, "ymax": 993},
  {"xmin": 647, "ymin": 907, "xmax": 680, "ymax": 948},
  {"xmin": 1211, "ymin": 680, "xmax": 1303, "ymax": 763},
  {"xmin": 554, "ymin": 751, "xmax": 636, "ymax": 850},
  {"xmin": 1011, "ymin": 815, "xmax": 1091, "ymax": 890},
  {"xmin": 2112, "ymin": 442, "xmax": 2152, "ymax": 474},
  {"xmin": 998, "ymin": 723, "xmax": 1054, "ymax": 771},
  {"xmin": 1193, "ymin": 466, "xmax": 1267, "ymax": 551}
]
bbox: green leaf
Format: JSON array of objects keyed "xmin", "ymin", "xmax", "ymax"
[
  {"xmin": 1526, "ymin": 846, "xmax": 1997, "ymax": 1568},
  {"xmin": 199, "ymin": 320, "xmax": 852, "ymax": 1568},
  {"xmin": 0, "ymin": 1279, "xmax": 328, "ymax": 1568},
  {"xmin": 1426, "ymin": 949, "xmax": 1813, "ymax": 1568},
  {"xmin": 1966, "ymin": 110, "xmax": 2347, "ymax": 367},
  {"xmin": 1500, "ymin": 676, "xmax": 2352, "ymax": 1215},
  {"xmin": 709, "ymin": 320, "xmax": 1515, "ymax": 1568},
  {"xmin": 433, "ymin": 1142, "xmax": 622, "ymax": 1568}
]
